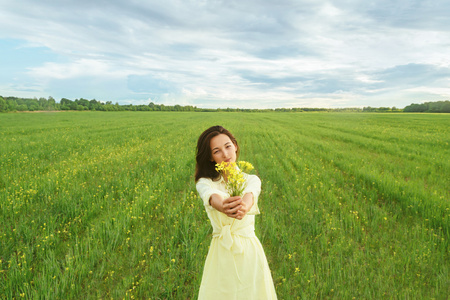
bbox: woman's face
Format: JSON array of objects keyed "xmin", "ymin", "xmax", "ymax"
[{"xmin": 210, "ymin": 134, "xmax": 237, "ymax": 165}]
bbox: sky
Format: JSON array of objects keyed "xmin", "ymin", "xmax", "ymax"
[{"xmin": 0, "ymin": 0, "xmax": 449, "ymax": 109}]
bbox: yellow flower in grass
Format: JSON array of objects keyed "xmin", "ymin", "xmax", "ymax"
[
  {"xmin": 215, "ymin": 161, "xmax": 254, "ymax": 197},
  {"xmin": 238, "ymin": 161, "xmax": 254, "ymax": 173}
]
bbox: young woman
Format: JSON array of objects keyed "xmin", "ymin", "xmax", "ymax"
[{"xmin": 195, "ymin": 125, "xmax": 277, "ymax": 299}]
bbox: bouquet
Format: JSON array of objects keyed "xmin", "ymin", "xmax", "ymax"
[{"xmin": 215, "ymin": 161, "xmax": 254, "ymax": 197}]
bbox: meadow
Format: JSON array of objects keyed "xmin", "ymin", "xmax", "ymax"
[{"xmin": 0, "ymin": 111, "xmax": 449, "ymax": 299}]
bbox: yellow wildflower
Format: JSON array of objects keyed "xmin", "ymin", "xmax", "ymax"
[{"xmin": 215, "ymin": 161, "xmax": 254, "ymax": 197}]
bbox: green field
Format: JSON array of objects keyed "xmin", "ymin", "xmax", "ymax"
[{"xmin": 1, "ymin": 111, "xmax": 449, "ymax": 299}]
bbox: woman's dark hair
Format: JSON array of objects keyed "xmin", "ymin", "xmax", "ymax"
[{"xmin": 195, "ymin": 125, "xmax": 239, "ymax": 182}]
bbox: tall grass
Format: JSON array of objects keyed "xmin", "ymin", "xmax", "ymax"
[{"xmin": 0, "ymin": 112, "xmax": 448, "ymax": 299}]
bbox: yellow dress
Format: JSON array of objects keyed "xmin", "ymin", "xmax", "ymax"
[{"xmin": 196, "ymin": 174, "xmax": 277, "ymax": 300}]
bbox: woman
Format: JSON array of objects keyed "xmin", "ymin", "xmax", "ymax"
[{"xmin": 195, "ymin": 125, "xmax": 277, "ymax": 299}]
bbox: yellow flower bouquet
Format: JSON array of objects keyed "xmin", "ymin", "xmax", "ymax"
[{"xmin": 215, "ymin": 161, "xmax": 254, "ymax": 197}]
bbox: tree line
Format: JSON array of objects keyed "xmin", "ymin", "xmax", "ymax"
[
  {"xmin": 403, "ymin": 101, "xmax": 450, "ymax": 113},
  {"xmin": 0, "ymin": 95, "xmax": 449, "ymax": 113}
]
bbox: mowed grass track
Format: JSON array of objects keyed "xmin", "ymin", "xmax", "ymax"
[{"xmin": 0, "ymin": 112, "xmax": 448, "ymax": 299}]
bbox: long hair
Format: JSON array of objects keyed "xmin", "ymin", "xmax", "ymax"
[{"xmin": 195, "ymin": 125, "xmax": 239, "ymax": 182}]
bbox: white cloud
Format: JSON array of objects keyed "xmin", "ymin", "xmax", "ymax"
[
  {"xmin": 27, "ymin": 59, "xmax": 125, "ymax": 80},
  {"xmin": 0, "ymin": 0, "xmax": 449, "ymax": 107}
]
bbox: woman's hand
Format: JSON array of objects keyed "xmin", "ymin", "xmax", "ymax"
[
  {"xmin": 210, "ymin": 194, "xmax": 242, "ymax": 218},
  {"xmin": 222, "ymin": 196, "xmax": 244, "ymax": 218},
  {"xmin": 234, "ymin": 193, "xmax": 253, "ymax": 220},
  {"xmin": 209, "ymin": 193, "xmax": 254, "ymax": 219}
]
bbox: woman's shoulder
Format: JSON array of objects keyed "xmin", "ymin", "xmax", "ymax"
[
  {"xmin": 197, "ymin": 177, "xmax": 212, "ymax": 184},
  {"xmin": 196, "ymin": 176, "xmax": 223, "ymax": 185},
  {"xmin": 245, "ymin": 174, "xmax": 261, "ymax": 184},
  {"xmin": 245, "ymin": 173, "xmax": 260, "ymax": 180}
]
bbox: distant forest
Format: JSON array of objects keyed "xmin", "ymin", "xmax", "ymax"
[{"xmin": 0, "ymin": 95, "xmax": 449, "ymax": 113}]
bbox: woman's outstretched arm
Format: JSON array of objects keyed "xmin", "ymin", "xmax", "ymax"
[
  {"xmin": 233, "ymin": 193, "xmax": 253, "ymax": 220},
  {"xmin": 210, "ymin": 193, "xmax": 254, "ymax": 220},
  {"xmin": 210, "ymin": 194, "xmax": 244, "ymax": 218}
]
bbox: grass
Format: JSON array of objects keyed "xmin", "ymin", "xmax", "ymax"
[{"xmin": 0, "ymin": 111, "xmax": 449, "ymax": 299}]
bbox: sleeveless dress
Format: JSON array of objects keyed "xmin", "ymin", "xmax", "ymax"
[{"xmin": 196, "ymin": 174, "xmax": 277, "ymax": 299}]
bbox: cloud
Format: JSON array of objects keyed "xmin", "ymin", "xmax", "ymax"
[
  {"xmin": 127, "ymin": 74, "xmax": 177, "ymax": 94},
  {"xmin": 374, "ymin": 64, "xmax": 450, "ymax": 86},
  {"xmin": 352, "ymin": 0, "xmax": 450, "ymax": 30},
  {"xmin": 0, "ymin": 0, "xmax": 449, "ymax": 108},
  {"xmin": 27, "ymin": 59, "xmax": 123, "ymax": 80}
]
